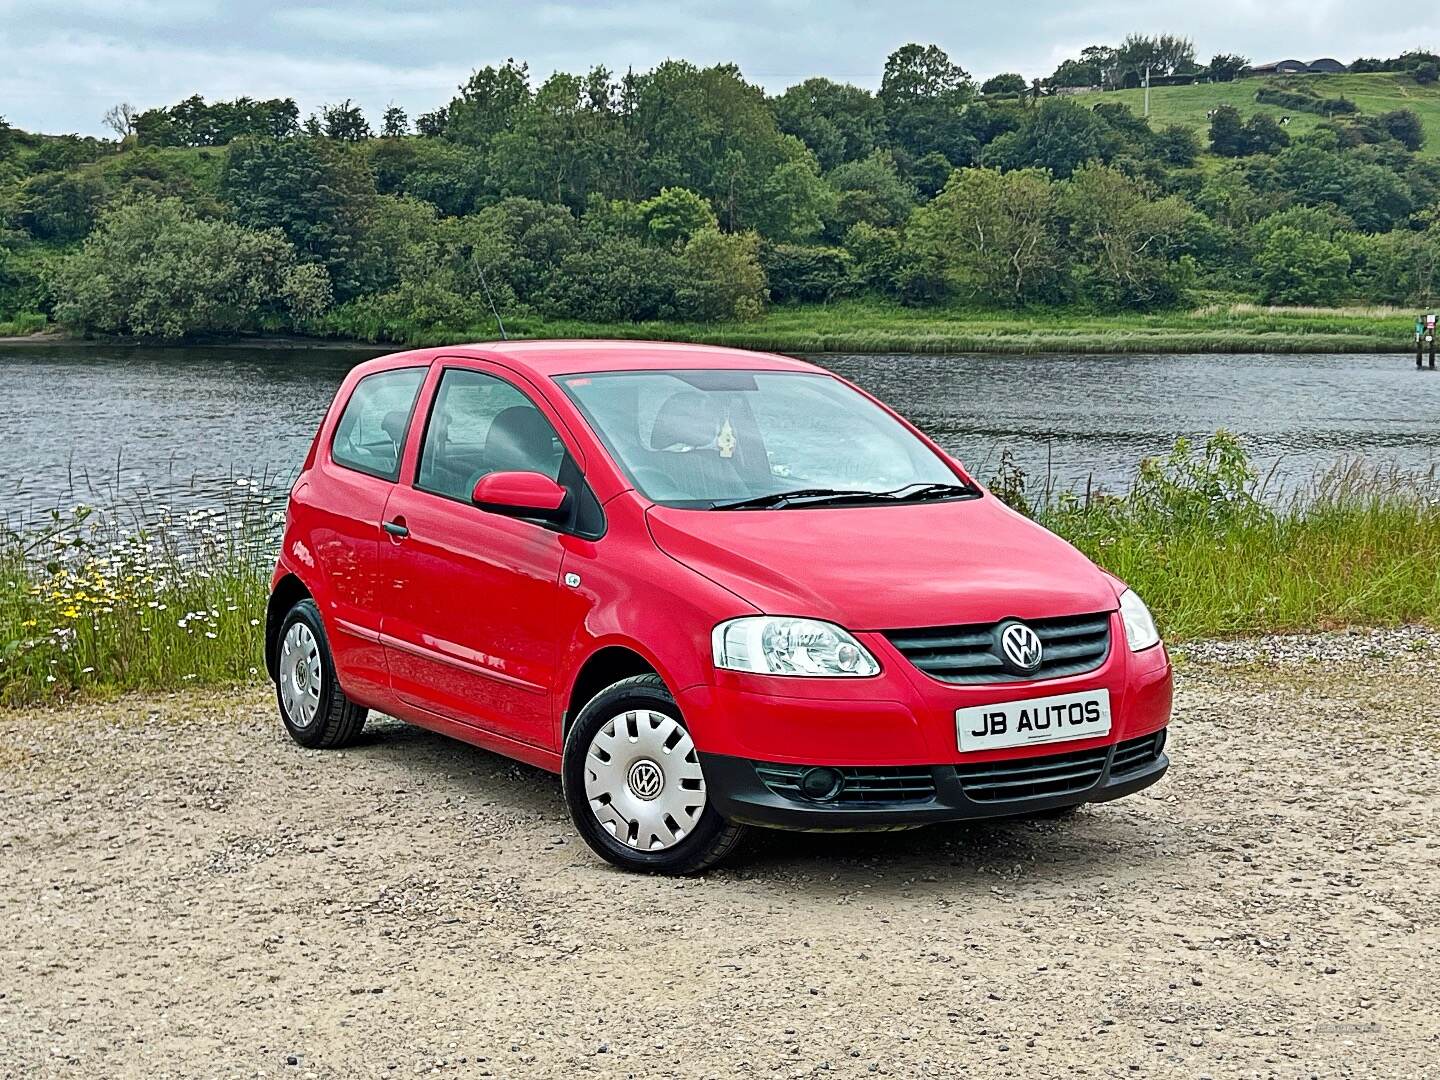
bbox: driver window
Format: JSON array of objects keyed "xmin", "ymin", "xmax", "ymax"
[{"xmin": 416, "ymin": 368, "xmax": 565, "ymax": 502}]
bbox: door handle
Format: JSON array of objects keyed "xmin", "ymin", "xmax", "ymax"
[{"xmin": 382, "ymin": 518, "xmax": 409, "ymax": 538}]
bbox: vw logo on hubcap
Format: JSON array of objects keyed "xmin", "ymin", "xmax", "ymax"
[
  {"xmin": 627, "ymin": 759, "xmax": 665, "ymax": 801},
  {"xmin": 999, "ymin": 620, "xmax": 1044, "ymax": 673}
]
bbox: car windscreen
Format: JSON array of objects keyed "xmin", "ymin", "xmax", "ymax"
[{"xmin": 558, "ymin": 369, "xmax": 967, "ymax": 508}]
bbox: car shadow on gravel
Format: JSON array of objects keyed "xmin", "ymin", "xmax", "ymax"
[
  {"xmin": 722, "ymin": 809, "xmax": 1178, "ymax": 887},
  {"xmin": 342, "ymin": 716, "xmax": 1180, "ymax": 886}
]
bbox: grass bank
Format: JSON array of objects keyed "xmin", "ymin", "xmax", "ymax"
[
  {"xmin": 4, "ymin": 436, "xmax": 1438, "ymax": 706},
  {"xmin": 338, "ymin": 298, "xmax": 1420, "ymax": 355},
  {"xmin": 2, "ymin": 299, "xmax": 1422, "ymax": 355}
]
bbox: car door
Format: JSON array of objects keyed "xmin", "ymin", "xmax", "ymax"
[
  {"xmin": 300, "ymin": 364, "xmax": 427, "ymax": 704},
  {"xmin": 379, "ymin": 361, "xmax": 589, "ymax": 750}
]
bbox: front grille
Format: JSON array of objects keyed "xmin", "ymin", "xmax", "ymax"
[
  {"xmin": 954, "ymin": 744, "xmax": 1109, "ymax": 802},
  {"xmin": 1111, "ymin": 730, "xmax": 1166, "ymax": 776},
  {"xmin": 754, "ymin": 763, "xmax": 936, "ymax": 805},
  {"xmin": 884, "ymin": 612, "xmax": 1113, "ymax": 684}
]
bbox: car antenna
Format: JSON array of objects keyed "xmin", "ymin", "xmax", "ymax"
[{"xmin": 476, "ymin": 263, "xmax": 508, "ymax": 340}]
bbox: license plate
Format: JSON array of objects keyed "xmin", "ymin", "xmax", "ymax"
[{"xmin": 956, "ymin": 689, "xmax": 1111, "ymax": 752}]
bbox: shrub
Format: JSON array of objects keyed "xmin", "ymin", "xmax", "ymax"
[
  {"xmin": 761, "ymin": 243, "xmax": 854, "ymax": 303},
  {"xmin": 675, "ymin": 229, "xmax": 767, "ymax": 320},
  {"xmin": 1414, "ymin": 61, "xmax": 1439, "ymax": 85},
  {"xmin": 52, "ymin": 196, "xmax": 329, "ymax": 338},
  {"xmin": 1254, "ymin": 86, "xmax": 1357, "ymax": 117},
  {"xmin": 1254, "ymin": 226, "xmax": 1351, "ymax": 305},
  {"xmin": 538, "ymin": 236, "xmax": 682, "ymax": 322}
]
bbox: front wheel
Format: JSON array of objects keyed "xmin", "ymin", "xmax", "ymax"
[{"xmin": 562, "ymin": 674, "xmax": 745, "ymax": 874}]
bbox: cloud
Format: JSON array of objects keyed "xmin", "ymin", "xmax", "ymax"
[{"xmin": 1, "ymin": 0, "xmax": 1435, "ymax": 134}]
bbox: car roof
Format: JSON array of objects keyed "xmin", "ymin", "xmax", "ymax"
[{"xmin": 349, "ymin": 340, "xmax": 825, "ymax": 379}]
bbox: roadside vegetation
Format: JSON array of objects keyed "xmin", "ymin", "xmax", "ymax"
[
  {"xmin": 3, "ymin": 39, "xmax": 1440, "ymax": 351},
  {"xmin": 3, "ymin": 436, "xmax": 1436, "ymax": 705}
]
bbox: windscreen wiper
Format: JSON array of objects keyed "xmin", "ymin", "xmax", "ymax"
[
  {"xmin": 879, "ymin": 481, "xmax": 981, "ymax": 502},
  {"xmin": 710, "ymin": 487, "xmax": 874, "ymax": 510},
  {"xmin": 711, "ymin": 482, "xmax": 978, "ymax": 510}
]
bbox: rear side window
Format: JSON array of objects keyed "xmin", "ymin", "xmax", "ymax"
[
  {"xmin": 416, "ymin": 368, "xmax": 565, "ymax": 501},
  {"xmin": 330, "ymin": 367, "xmax": 426, "ymax": 481}
]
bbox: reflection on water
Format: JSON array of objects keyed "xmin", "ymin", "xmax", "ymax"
[{"xmin": 2, "ymin": 343, "xmax": 1437, "ymax": 520}]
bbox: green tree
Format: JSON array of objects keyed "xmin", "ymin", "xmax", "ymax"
[
  {"xmin": 629, "ymin": 61, "xmax": 791, "ymax": 229},
  {"xmin": 1255, "ymin": 226, "xmax": 1351, "ymax": 304},
  {"xmin": 879, "ymin": 44, "xmax": 976, "ymax": 165},
  {"xmin": 52, "ymin": 197, "xmax": 328, "ymax": 337},
  {"xmin": 442, "ymin": 60, "xmax": 533, "ymax": 147},
  {"xmin": 1154, "ymin": 124, "xmax": 1201, "ymax": 166},
  {"xmin": 381, "ymin": 105, "xmax": 409, "ymax": 138},
  {"xmin": 825, "ymin": 150, "xmax": 917, "ymax": 235},
  {"xmin": 320, "ymin": 100, "xmax": 372, "ymax": 141},
  {"xmin": 908, "ymin": 166, "xmax": 1065, "ymax": 305},
  {"xmin": 1377, "ymin": 109, "xmax": 1424, "ymax": 151},
  {"xmin": 842, "ymin": 222, "xmax": 905, "ymax": 295},
  {"xmin": 1242, "ymin": 113, "xmax": 1289, "ymax": 155},
  {"xmin": 752, "ymin": 151, "xmax": 835, "ymax": 242},
  {"xmin": 638, "ymin": 187, "xmax": 717, "ymax": 246},
  {"xmin": 981, "ymin": 99, "xmax": 1115, "ymax": 178},
  {"xmin": 770, "ymin": 78, "xmax": 884, "ymax": 170},
  {"xmin": 1059, "ymin": 163, "xmax": 1195, "ymax": 308},
  {"xmin": 1209, "ymin": 106, "xmax": 1247, "ymax": 157},
  {"xmin": 981, "ymin": 73, "xmax": 1028, "ymax": 96},
  {"xmin": 221, "ymin": 136, "xmax": 377, "ymax": 300},
  {"xmin": 1208, "ymin": 54, "xmax": 1249, "ymax": 82},
  {"xmin": 676, "ymin": 229, "xmax": 767, "ymax": 320}
]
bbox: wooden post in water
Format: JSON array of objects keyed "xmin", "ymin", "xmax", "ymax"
[{"xmin": 1420, "ymin": 315, "xmax": 1437, "ymax": 369}]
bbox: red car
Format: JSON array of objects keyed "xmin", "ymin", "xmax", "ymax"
[{"xmin": 266, "ymin": 341, "xmax": 1171, "ymax": 872}]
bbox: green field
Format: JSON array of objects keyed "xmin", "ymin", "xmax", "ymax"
[{"xmin": 1101, "ymin": 71, "xmax": 1440, "ymax": 156}]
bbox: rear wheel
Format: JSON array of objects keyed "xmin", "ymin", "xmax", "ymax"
[
  {"xmin": 274, "ymin": 598, "xmax": 367, "ymax": 749},
  {"xmin": 562, "ymin": 674, "xmax": 745, "ymax": 874}
]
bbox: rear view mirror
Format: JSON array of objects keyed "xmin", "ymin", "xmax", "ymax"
[{"xmin": 472, "ymin": 471, "xmax": 569, "ymax": 521}]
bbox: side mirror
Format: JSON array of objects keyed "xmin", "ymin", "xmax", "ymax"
[{"xmin": 472, "ymin": 471, "xmax": 569, "ymax": 522}]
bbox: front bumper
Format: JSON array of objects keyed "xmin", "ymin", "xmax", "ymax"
[{"xmin": 700, "ymin": 729, "xmax": 1169, "ymax": 830}]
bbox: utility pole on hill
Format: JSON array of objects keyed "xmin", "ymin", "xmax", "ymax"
[{"xmin": 1143, "ymin": 64, "xmax": 1151, "ymax": 117}]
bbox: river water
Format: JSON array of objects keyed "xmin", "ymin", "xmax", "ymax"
[{"xmin": 2, "ymin": 344, "xmax": 1437, "ymax": 521}]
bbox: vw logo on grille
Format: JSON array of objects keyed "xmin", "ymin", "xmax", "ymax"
[
  {"xmin": 999, "ymin": 620, "xmax": 1044, "ymax": 673},
  {"xmin": 627, "ymin": 759, "xmax": 665, "ymax": 801}
]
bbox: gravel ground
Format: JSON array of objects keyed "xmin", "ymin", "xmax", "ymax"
[{"xmin": 2, "ymin": 629, "xmax": 1438, "ymax": 1079}]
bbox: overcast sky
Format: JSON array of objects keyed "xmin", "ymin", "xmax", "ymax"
[{"xmin": 3, "ymin": 0, "xmax": 1438, "ymax": 136}]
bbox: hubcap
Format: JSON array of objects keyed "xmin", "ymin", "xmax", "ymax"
[
  {"xmin": 584, "ymin": 710, "xmax": 706, "ymax": 851},
  {"xmin": 279, "ymin": 623, "xmax": 323, "ymax": 729}
]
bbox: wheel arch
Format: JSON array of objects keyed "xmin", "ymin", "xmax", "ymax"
[
  {"xmin": 562, "ymin": 643, "xmax": 666, "ymax": 737},
  {"xmin": 265, "ymin": 574, "xmax": 313, "ymax": 681}
]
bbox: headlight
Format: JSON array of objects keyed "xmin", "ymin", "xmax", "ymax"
[
  {"xmin": 712, "ymin": 617, "xmax": 880, "ymax": 677},
  {"xmin": 1119, "ymin": 589, "xmax": 1161, "ymax": 652}
]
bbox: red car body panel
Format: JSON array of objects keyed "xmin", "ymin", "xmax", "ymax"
[{"xmin": 271, "ymin": 341, "xmax": 1172, "ymax": 806}]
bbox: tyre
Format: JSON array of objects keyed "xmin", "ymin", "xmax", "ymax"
[
  {"xmin": 562, "ymin": 673, "xmax": 745, "ymax": 874},
  {"xmin": 274, "ymin": 598, "xmax": 368, "ymax": 749}
]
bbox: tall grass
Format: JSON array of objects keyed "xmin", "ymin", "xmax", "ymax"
[
  {"xmin": 0, "ymin": 489, "xmax": 275, "ymax": 705},
  {"xmin": 2, "ymin": 436, "xmax": 1437, "ymax": 705},
  {"xmin": 1009, "ymin": 434, "xmax": 1440, "ymax": 640}
]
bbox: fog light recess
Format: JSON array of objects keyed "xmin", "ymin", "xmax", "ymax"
[{"xmin": 799, "ymin": 767, "xmax": 844, "ymax": 802}]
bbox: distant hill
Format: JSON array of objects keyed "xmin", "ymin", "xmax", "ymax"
[{"xmin": 1097, "ymin": 72, "xmax": 1440, "ymax": 157}]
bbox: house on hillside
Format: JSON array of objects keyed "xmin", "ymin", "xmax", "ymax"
[
  {"xmin": 1244, "ymin": 59, "xmax": 1311, "ymax": 75},
  {"xmin": 1307, "ymin": 57, "xmax": 1349, "ymax": 73}
]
